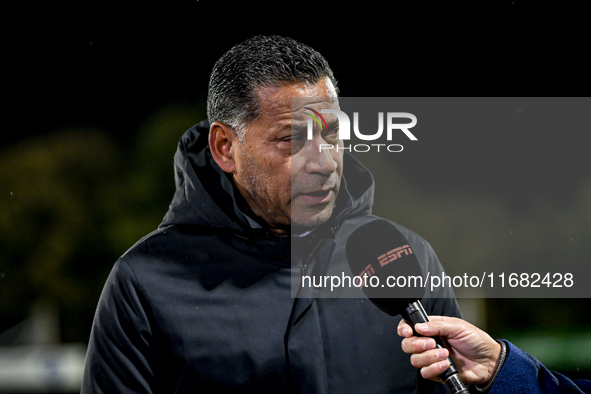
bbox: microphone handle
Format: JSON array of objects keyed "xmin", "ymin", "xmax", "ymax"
[{"xmin": 402, "ymin": 301, "xmax": 470, "ymax": 394}]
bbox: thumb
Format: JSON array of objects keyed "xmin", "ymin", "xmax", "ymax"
[{"xmin": 414, "ymin": 316, "xmax": 466, "ymax": 339}]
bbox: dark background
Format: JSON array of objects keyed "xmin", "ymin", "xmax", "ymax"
[{"xmin": 1, "ymin": 0, "xmax": 590, "ymax": 388}]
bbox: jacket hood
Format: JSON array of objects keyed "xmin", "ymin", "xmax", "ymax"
[{"xmin": 159, "ymin": 120, "xmax": 375, "ymax": 234}]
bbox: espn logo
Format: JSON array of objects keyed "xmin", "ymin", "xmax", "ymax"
[{"xmin": 378, "ymin": 245, "xmax": 413, "ymax": 267}]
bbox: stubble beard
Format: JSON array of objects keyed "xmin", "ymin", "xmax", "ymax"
[{"xmin": 237, "ymin": 144, "xmax": 289, "ymax": 231}]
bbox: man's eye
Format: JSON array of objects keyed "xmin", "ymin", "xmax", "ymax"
[
  {"xmin": 323, "ymin": 127, "xmax": 339, "ymax": 141},
  {"xmin": 281, "ymin": 133, "xmax": 304, "ymax": 142}
]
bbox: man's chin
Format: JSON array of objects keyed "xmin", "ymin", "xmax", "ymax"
[{"xmin": 290, "ymin": 206, "xmax": 334, "ymax": 236}]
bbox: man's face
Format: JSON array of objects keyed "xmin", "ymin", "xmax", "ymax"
[{"xmin": 231, "ymin": 78, "xmax": 343, "ymax": 235}]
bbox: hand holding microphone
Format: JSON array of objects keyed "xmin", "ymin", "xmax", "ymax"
[
  {"xmin": 346, "ymin": 220, "xmax": 589, "ymax": 394},
  {"xmin": 397, "ymin": 316, "xmax": 503, "ymax": 386},
  {"xmin": 346, "ymin": 219, "xmax": 471, "ymax": 393}
]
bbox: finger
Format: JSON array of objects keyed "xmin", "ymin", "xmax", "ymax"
[
  {"xmin": 420, "ymin": 359, "xmax": 451, "ymax": 381},
  {"xmin": 413, "ymin": 316, "xmax": 466, "ymax": 339},
  {"xmin": 397, "ymin": 319, "xmax": 414, "ymax": 338},
  {"xmin": 401, "ymin": 336, "xmax": 437, "ymax": 354},
  {"xmin": 410, "ymin": 347, "xmax": 449, "ymax": 369}
]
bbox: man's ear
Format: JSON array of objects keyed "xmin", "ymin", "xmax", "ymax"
[{"xmin": 209, "ymin": 121, "xmax": 238, "ymax": 173}]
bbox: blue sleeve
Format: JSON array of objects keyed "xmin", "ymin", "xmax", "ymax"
[
  {"xmin": 489, "ymin": 341, "xmax": 591, "ymax": 394},
  {"xmin": 81, "ymin": 259, "xmax": 166, "ymax": 393}
]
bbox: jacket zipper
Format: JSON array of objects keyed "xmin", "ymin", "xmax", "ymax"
[
  {"xmin": 299, "ymin": 239, "xmax": 326, "ymax": 277},
  {"xmin": 300, "ymin": 263, "xmax": 308, "ymax": 276}
]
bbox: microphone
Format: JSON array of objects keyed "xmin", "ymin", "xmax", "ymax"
[{"xmin": 345, "ymin": 219, "xmax": 469, "ymax": 394}]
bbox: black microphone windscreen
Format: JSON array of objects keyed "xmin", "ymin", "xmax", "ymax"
[{"xmin": 345, "ymin": 219, "xmax": 425, "ymax": 316}]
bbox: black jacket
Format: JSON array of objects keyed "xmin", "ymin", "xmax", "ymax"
[{"xmin": 82, "ymin": 120, "xmax": 461, "ymax": 393}]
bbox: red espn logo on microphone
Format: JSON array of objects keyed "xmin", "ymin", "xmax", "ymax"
[
  {"xmin": 378, "ymin": 245, "xmax": 413, "ymax": 267},
  {"xmin": 355, "ymin": 245, "xmax": 414, "ymax": 289}
]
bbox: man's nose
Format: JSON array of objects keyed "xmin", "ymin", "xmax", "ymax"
[{"xmin": 304, "ymin": 141, "xmax": 338, "ymax": 175}]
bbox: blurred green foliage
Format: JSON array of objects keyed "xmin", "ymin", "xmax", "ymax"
[
  {"xmin": 0, "ymin": 129, "xmax": 120, "ymax": 339},
  {"xmin": 0, "ymin": 102, "xmax": 206, "ymax": 342}
]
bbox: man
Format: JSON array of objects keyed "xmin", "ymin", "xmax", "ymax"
[
  {"xmin": 398, "ymin": 316, "xmax": 591, "ymax": 393},
  {"xmin": 82, "ymin": 35, "xmax": 461, "ymax": 393}
]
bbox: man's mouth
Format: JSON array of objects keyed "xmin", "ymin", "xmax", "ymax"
[{"xmin": 296, "ymin": 189, "xmax": 334, "ymax": 205}]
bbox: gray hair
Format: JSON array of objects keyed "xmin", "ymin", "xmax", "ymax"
[{"xmin": 206, "ymin": 35, "xmax": 339, "ymax": 141}]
